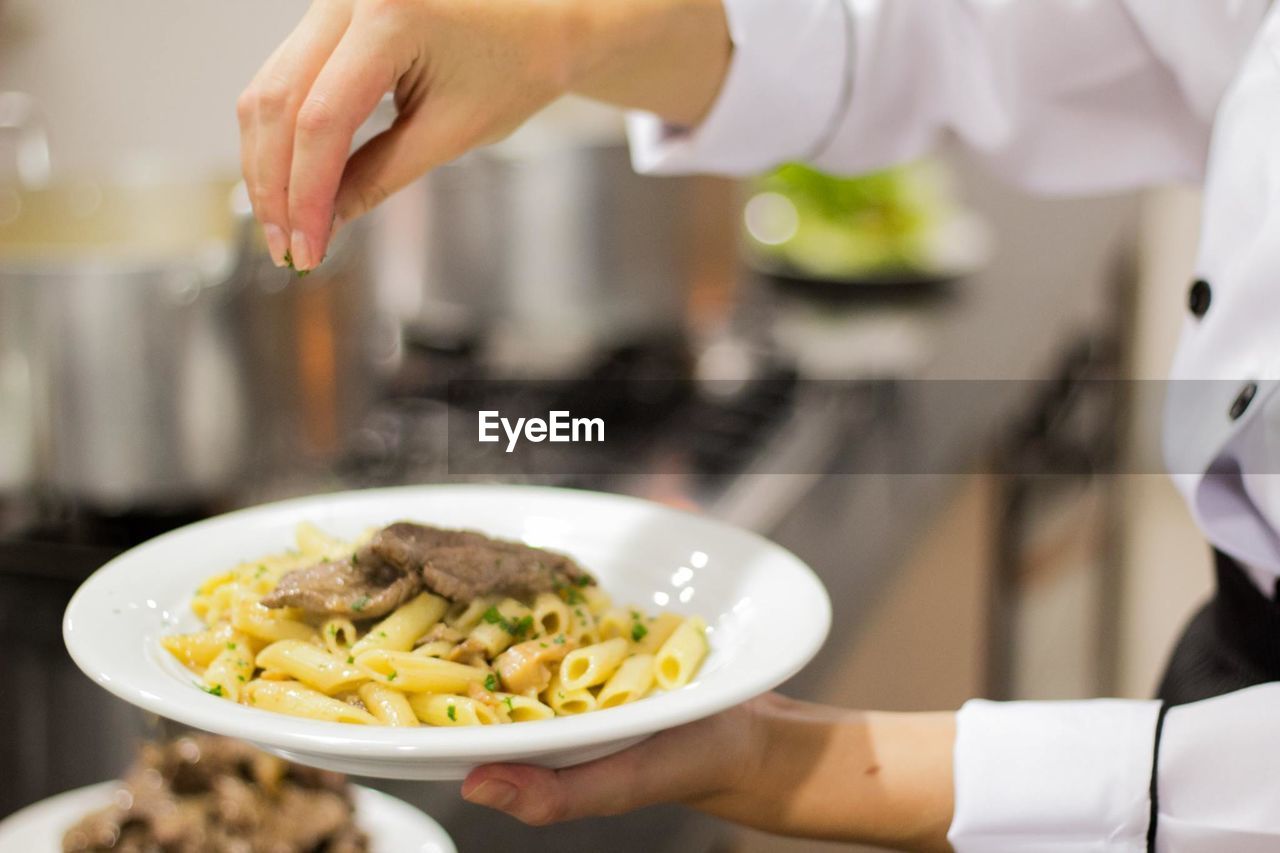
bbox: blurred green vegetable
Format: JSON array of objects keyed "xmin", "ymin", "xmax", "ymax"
[{"xmin": 745, "ymin": 160, "xmax": 955, "ymax": 279}]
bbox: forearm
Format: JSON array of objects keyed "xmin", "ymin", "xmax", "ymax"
[
  {"xmin": 700, "ymin": 694, "xmax": 955, "ymax": 851},
  {"xmin": 564, "ymin": 0, "xmax": 731, "ymax": 126}
]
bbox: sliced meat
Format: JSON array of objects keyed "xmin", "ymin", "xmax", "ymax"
[
  {"xmin": 261, "ymin": 555, "xmax": 421, "ymax": 619},
  {"xmin": 263, "ymin": 521, "xmax": 593, "ymax": 618}
]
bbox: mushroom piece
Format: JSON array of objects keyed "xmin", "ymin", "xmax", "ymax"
[{"xmin": 493, "ymin": 637, "xmax": 577, "ymax": 697}]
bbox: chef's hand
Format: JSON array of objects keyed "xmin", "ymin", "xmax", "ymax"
[
  {"xmin": 238, "ymin": 0, "xmax": 730, "ymax": 270},
  {"xmin": 461, "ymin": 693, "xmax": 957, "ymax": 852}
]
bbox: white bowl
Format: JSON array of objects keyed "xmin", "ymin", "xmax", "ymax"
[
  {"xmin": 64, "ymin": 485, "xmax": 831, "ymax": 780},
  {"xmin": 0, "ymin": 782, "xmax": 455, "ymax": 853}
]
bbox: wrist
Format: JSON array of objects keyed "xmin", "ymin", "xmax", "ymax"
[{"xmin": 561, "ymin": 0, "xmax": 731, "ymax": 125}]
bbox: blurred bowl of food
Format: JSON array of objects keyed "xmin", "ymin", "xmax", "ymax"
[{"xmin": 741, "ymin": 160, "xmax": 993, "ymax": 290}]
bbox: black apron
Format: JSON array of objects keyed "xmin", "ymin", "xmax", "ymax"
[
  {"xmin": 1157, "ymin": 549, "xmax": 1280, "ymax": 706},
  {"xmin": 1146, "ymin": 550, "xmax": 1280, "ymax": 851}
]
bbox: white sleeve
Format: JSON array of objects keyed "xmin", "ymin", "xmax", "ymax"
[
  {"xmin": 628, "ymin": 0, "xmax": 1266, "ymax": 191},
  {"xmin": 948, "ymin": 685, "xmax": 1280, "ymax": 851},
  {"xmin": 948, "ymin": 698, "xmax": 1159, "ymax": 852}
]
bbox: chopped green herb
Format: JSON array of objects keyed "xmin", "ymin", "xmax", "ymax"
[
  {"xmin": 387, "ymin": 670, "xmax": 398, "ymax": 682},
  {"xmin": 283, "ymin": 249, "xmax": 311, "ymax": 278},
  {"xmin": 483, "ymin": 606, "xmax": 533, "ymax": 638},
  {"xmin": 328, "ymin": 624, "xmax": 338, "ymax": 636},
  {"xmin": 346, "ymin": 655, "xmax": 355, "ymax": 665},
  {"xmin": 201, "ymin": 683, "xmax": 224, "ymax": 697},
  {"xmin": 446, "ymin": 704, "xmax": 457, "ymax": 722},
  {"xmin": 484, "ymin": 674, "xmax": 498, "ymax": 692},
  {"xmin": 226, "ymin": 641, "xmax": 237, "ymax": 650},
  {"xmin": 255, "ymin": 564, "xmax": 268, "ymax": 578},
  {"xmin": 631, "ymin": 622, "xmax": 649, "ymax": 643},
  {"xmin": 539, "ymin": 642, "xmax": 549, "ymax": 649},
  {"xmin": 503, "ymin": 696, "xmax": 515, "ymax": 712},
  {"xmin": 236, "ymin": 675, "xmax": 246, "ymax": 682},
  {"xmin": 351, "ymin": 595, "xmax": 370, "ymax": 613},
  {"xmin": 564, "ymin": 588, "xmax": 585, "ymax": 605},
  {"xmin": 575, "ymin": 576, "xmax": 591, "ymax": 588},
  {"xmin": 553, "ymin": 634, "xmax": 566, "ymax": 645},
  {"xmin": 378, "ymin": 630, "xmax": 387, "ymax": 638}
]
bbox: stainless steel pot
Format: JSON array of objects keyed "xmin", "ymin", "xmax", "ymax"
[
  {"xmin": 0, "ymin": 94, "xmax": 395, "ymax": 509},
  {"xmin": 391, "ymin": 116, "xmax": 693, "ymax": 378}
]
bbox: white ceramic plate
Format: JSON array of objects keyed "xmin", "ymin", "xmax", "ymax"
[
  {"xmin": 64, "ymin": 485, "xmax": 831, "ymax": 780},
  {"xmin": 0, "ymin": 782, "xmax": 455, "ymax": 853}
]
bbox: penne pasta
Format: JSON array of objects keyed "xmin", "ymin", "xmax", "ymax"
[
  {"xmin": 358, "ymin": 682, "xmax": 419, "ymax": 726},
  {"xmin": 542, "ymin": 670, "xmax": 598, "ymax": 716},
  {"xmin": 255, "ymin": 639, "xmax": 369, "ymax": 695},
  {"xmin": 532, "ymin": 592, "xmax": 571, "ymax": 637},
  {"xmin": 162, "ymin": 623, "xmax": 238, "ymax": 669},
  {"xmin": 464, "ymin": 598, "xmax": 534, "ymax": 658},
  {"xmin": 322, "ymin": 618, "xmax": 359, "ymax": 655},
  {"xmin": 244, "ymin": 680, "xmax": 379, "ymax": 724},
  {"xmin": 496, "ymin": 692, "xmax": 556, "ymax": 722},
  {"xmin": 350, "ymin": 593, "xmax": 448, "ymax": 657},
  {"xmin": 408, "ymin": 694, "xmax": 500, "ymax": 726},
  {"xmin": 230, "ymin": 596, "xmax": 314, "ymax": 644},
  {"xmin": 447, "ymin": 596, "xmax": 498, "ymax": 633},
  {"xmin": 597, "ymin": 654, "xmax": 656, "ymax": 709},
  {"xmin": 201, "ymin": 633, "xmax": 256, "ymax": 702},
  {"xmin": 634, "ymin": 612, "xmax": 683, "ymax": 655},
  {"xmin": 596, "ymin": 608, "xmax": 633, "ymax": 642},
  {"xmin": 567, "ymin": 604, "xmax": 600, "ymax": 647},
  {"xmin": 654, "ymin": 617, "xmax": 708, "ymax": 690},
  {"xmin": 355, "ymin": 649, "xmax": 490, "ymax": 693},
  {"xmin": 559, "ymin": 638, "xmax": 629, "ymax": 691},
  {"xmin": 580, "ymin": 584, "xmax": 612, "ymax": 617}
]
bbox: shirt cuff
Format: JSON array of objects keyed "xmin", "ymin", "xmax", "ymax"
[
  {"xmin": 626, "ymin": 0, "xmax": 851, "ymax": 176},
  {"xmin": 948, "ymin": 698, "xmax": 1161, "ymax": 852}
]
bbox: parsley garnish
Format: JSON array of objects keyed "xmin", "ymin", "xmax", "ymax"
[
  {"xmin": 387, "ymin": 670, "xmax": 398, "ymax": 682},
  {"xmin": 226, "ymin": 641, "xmax": 237, "ymax": 650},
  {"xmin": 484, "ymin": 674, "xmax": 498, "ymax": 692},
  {"xmin": 575, "ymin": 576, "xmax": 591, "ymax": 588},
  {"xmin": 237, "ymin": 675, "xmax": 246, "ymax": 682},
  {"xmin": 631, "ymin": 622, "xmax": 649, "ymax": 642},
  {"xmin": 553, "ymin": 635, "xmax": 566, "ymax": 645},
  {"xmin": 201, "ymin": 683, "xmax": 224, "ymax": 697},
  {"xmin": 482, "ymin": 607, "xmax": 534, "ymax": 638},
  {"xmin": 282, "ymin": 249, "xmax": 311, "ymax": 278},
  {"xmin": 503, "ymin": 696, "xmax": 515, "ymax": 712},
  {"xmin": 351, "ymin": 595, "xmax": 370, "ymax": 613},
  {"xmin": 446, "ymin": 703, "xmax": 457, "ymax": 722},
  {"xmin": 346, "ymin": 655, "xmax": 355, "ymax": 665}
]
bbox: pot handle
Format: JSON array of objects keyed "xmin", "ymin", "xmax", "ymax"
[{"xmin": 0, "ymin": 92, "xmax": 52, "ymax": 188}]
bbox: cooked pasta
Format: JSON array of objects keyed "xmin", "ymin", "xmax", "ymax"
[{"xmin": 162, "ymin": 521, "xmax": 710, "ymax": 726}]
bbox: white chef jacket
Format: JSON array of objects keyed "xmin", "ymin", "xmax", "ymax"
[{"xmin": 625, "ymin": 0, "xmax": 1280, "ymax": 849}]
